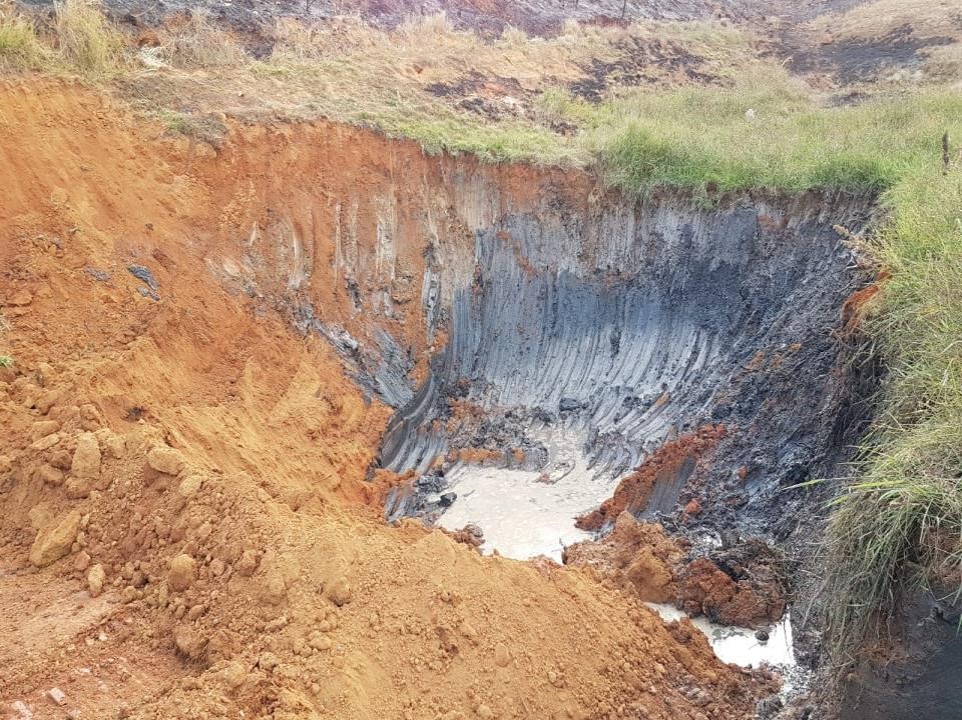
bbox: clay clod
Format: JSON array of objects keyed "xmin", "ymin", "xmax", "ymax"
[
  {"xmin": 148, "ymin": 446, "xmax": 187, "ymax": 476},
  {"xmin": 29, "ymin": 510, "xmax": 82, "ymax": 567},
  {"xmin": 168, "ymin": 554, "xmax": 196, "ymax": 591}
]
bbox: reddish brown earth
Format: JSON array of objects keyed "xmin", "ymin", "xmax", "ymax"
[
  {"xmin": 576, "ymin": 425, "xmax": 728, "ymax": 532},
  {"xmin": 565, "ymin": 513, "xmax": 687, "ymax": 605},
  {"xmin": 675, "ymin": 542, "xmax": 787, "ymax": 628},
  {"xmin": 0, "ymin": 80, "xmax": 778, "ymax": 720},
  {"xmin": 566, "ymin": 514, "xmax": 788, "ymax": 628}
]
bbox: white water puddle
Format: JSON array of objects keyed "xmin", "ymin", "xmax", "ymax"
[
  {"xmin": 646, "ymin": 603, "xmax": 795, "ymax": 668},
  {"xmin": 436, "ymin": 425, "xmax": 618, "ymax": 562}
]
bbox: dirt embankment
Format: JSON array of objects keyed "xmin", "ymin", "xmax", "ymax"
[
  {"xmin": 0, "ymin": 81, "xmax": 776, "ymax": 720},
  {"xmin": 576, "ymin": 426, "xmax": 727, "ymax": 532}
]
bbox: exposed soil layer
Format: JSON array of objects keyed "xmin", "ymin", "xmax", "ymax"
[
  {"xmin": 674, "ymin": 540, "xmax": 786, "ymax": 628},
  {"xmin": 575, "ymin": 426, "xmax": 727, "ymax": 533},
  {"xmin": 0, "ymin": 80, "xmax": 782, "ymax": 720},
  {"xmin": 565, "ymin": 513, "xmax": 687, "ymax": 604},
  {"xmin": 379, "ymin": 183, "xmax": 874, "ymax": 560},
  {"xmin": 834, "ymin": 577, "xmax": 962, "ymax": 720}
]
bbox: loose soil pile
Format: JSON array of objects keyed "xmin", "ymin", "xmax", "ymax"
[{"xmin": 566, "ymin": 513, "xmax": 787, "ymax": 628}]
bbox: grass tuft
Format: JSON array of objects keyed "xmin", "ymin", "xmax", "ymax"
[
  {"xmin": 54, "ymin": 0, "xmax": 122, "ymax": 75},
  {"xmin": 0, "ymin": 3, "xmax": 47, "ymax": 71},
  {"xmin": 166, "ymin": 9, "xmax": 245, "ymax": 68},
  {"xmin": 0, "ymin": 356, "xmax": 11, "ymax": 368},
  {"xmin": 823, "ymin": 165, "xmax": 962, "ymax": 664}
]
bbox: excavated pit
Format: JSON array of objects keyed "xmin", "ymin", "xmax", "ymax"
[
  {"xmin": 366, "ymin": 189, "xmax": 873, "ymax": 561},
  {"xmin": 0, "ymin": 87, "xmax": 885, "ymax": 718}
]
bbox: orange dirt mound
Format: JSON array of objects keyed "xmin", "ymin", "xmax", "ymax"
[
  {"xmin": 566, "ymin": 514, "xmax": 787, "ymax": 628},
  {"xmin": 564, "ymin": 512, "xmax": 687, "ymax": 604},
  {"xmin": 1, "ymin": 81, "xmax": 775, "ymax": 720}
]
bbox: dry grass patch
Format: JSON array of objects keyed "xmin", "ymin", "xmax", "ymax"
[
  {"xmin": 54, "ymin": 0, "xmax": 122, "ymax": 74},
  {"xmin": 166, "ymin": 10, "xmax": 246, "ymax": 68},
  {"xmin": 805, "ymin": 0, "xmax": 962, "ymax": 42}
]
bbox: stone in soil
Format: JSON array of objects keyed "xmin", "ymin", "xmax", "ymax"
[{"xmin": 29, "ymin": 509, "xmax": 82, "ymax": 567}]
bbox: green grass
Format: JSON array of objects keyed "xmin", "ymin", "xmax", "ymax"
[
  {"xmin": 822, "ymin": 165, "xmax": 962, "ymax": 665},
  {"xmin": 381, "ymin": 115, "xmax": 583, "ymax": 166},
  {"xmin": 0, "ymin": 356, "xmax": 12, "ymax": 369},
  {"xmin": 577, "ymin": 73, "xmax": 962, "ymax": 195},
  {"xmin": 0, "ymin": 5, "xmax": 47, "ymax": 71}
]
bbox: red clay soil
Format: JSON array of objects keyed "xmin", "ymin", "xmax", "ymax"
[
  {"xmin": 567, "ymin": 514, "xmax": 788, "ymax": 628},
  {"xmin": 675, "ymin": 541, "xmax": 788, "ymax": 628},
  {"xmin": 564, "ymin": 512, "xmax": 687, "ymax": 604},
  {"xmin": 840, "ymin": 269, "xmax": 890, "ymax": 334},
  {"xmin": 576, "ymin": 425, "xmax": 727, "ymax": 531}
]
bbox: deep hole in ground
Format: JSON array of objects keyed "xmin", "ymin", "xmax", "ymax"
[{"xmin": 366, "ymin": 188, "xmax": 874, "ymax": 563}]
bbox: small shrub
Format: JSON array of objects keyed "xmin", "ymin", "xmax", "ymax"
[
  {"xmin": 533, "ymin": 87, "xmax": 594, "ymax": 129},
  {"xmin": 0, "ymin": 356, "xmax": 12, "ymax": 368},
  {"xmin": 398, "ymin": 11, "xmax": 455, "ymax": 41},
  {"xmin": 497, "ymin": 25, "xmax": 528, "ymax": 50},
  {"xmin": 156, "ymin": 109, "xmax": 228, "ymax": 146},
  {"xmin": 271, "ymin": 17, "xmax": 321, "ymax": 60},
  {"xmin": 54, "ymin": 0, "xmax": 123, "ymax": 74}
]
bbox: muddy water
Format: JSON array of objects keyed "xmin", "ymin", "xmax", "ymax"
[
  {"xmin": 436, "ymin": 424, "xmax": 617, "ymax": 561},
  {"xmin": 646, "ymin": 603, "xmax": 795, "ymax": 669},
  {"xmin": 435, "ymin": 454, "xmax": 798, "ymax": 669}
]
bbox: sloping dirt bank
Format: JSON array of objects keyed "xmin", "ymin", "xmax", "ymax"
[{"xmin": 0, "ymin": 80, "xmax": 781, "ymax": 720}]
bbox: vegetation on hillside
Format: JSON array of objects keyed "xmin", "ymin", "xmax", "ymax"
[
  {"xmin": 821, "ymin": 165, "xmax": 962, "ymax": 665},
  {"xmin": 1, "ymin": 0, "xmax": 962, "ymax": 670}
]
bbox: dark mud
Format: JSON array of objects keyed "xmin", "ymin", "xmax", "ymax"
[
  {"xmin": 375, "ymin": 189, "xmax": 874, "ymax": 547},
  {"xmin": 834, "ymin": 578, "xmax": 962, "ymax": 720}
]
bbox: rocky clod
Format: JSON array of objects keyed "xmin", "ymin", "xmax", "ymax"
[
  {"xmin": 71, "ymin": 432, "xmax": 102, "ymax": 479},
  {"xmin": 147, "ymin": 446, "xmax": 186, "ymax": 476},
  {"xmin": 168, "ymin": 554, "xmax": 196, "ymax": 591},
  {"xmin": 327, "ymin": 576, "xmax": 352, "ymax": 606},
  {"xmin": 177, "ymin": 473, "xmax": 203, "ymax": 498},
  {"xmin": 87, "ymin": 564, "xmax": 106, "ymax": 597},
  {"xmin": 29, "ymin": 509, "xmax": 82, "ymax": 567},
  {"xmin": 66, "ymin": 432, "xmax": 101, "ymax": 497}
]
